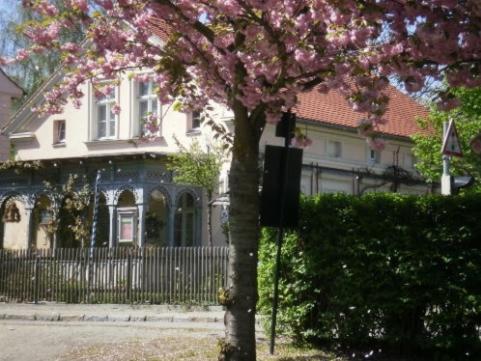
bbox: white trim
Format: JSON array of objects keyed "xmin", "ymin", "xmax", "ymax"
[
  {"xmin": 117, "ymin": 207, "xmax": 137, "ymax": 244},
  {"xmin": 129, "ymin": 77, "xmax": 134, "ymax": 138},
  {"xmin": 9, "ymin": 132, "xmax": 35, "ymax": 140},
  {"xmin": 84, "ymin": 139, "xmax": 134, "ymax": 147}
]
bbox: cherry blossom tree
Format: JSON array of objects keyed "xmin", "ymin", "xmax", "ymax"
[
  {"xmin": 0, "ymin": 0, "xmax": 83, "ymax": 94},
  {"xmin": 6, "ymin": 1, "xmax": 481, "ymax": 360}
]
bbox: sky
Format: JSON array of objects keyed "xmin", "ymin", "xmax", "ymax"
[{"xmin": 0, "ymin": 1, "xmax": 21, "ymax": 57}]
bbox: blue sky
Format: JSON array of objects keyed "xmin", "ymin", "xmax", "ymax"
[
  {"xmin": 0, "ymin": 1, "xmax": 18, "ymax": 17},
  {"xmin": 0, "ymin": 1, "xmax": 22, "ymax": 57}
]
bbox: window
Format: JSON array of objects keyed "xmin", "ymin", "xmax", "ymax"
[
  {"xmin": 188, "ymin": 111, "xmax": 202, "ymax": 132},
  {"xmin": 174, "ymin": 193, "xmax": 195, "ymax": 246},
  {"xmin": 96, "ymin": 91, "xmax": 116, "ymax": 139},
  {"xmin": 117, "ymin": 208, "xmax": 137, "ymax": 244},
  {"xmin": 138, "ymin": 80, "xmax": 160, "ymax": 136},
  {"xmin": 53, "ymin": 120, "xmax": 66, "ymax": 145},
  {"xmin": 327, "ymin": 140, "xmax": 342, "ymax": 158},
  {"xmin": 404, "ymin": 153, "xmax": 416, "ymax": 169},
  {"xmin": 368, "ymin": 148, "xmax": 381, "ymax": 165}
]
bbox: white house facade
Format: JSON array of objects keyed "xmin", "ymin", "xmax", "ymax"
[{"xmin": 0, "ymin": 58, "xmax": 430, "ymax": 250}]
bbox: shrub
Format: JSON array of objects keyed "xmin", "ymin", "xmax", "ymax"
[{"xmin": 258, "ymin": 193, "xmax": 481, "ymax": 360}]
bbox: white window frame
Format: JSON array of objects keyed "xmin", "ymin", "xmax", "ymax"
[
  {"xmin": 326, "ymin": 140, "xmax": 342, "ymax": 158},
  {"xmin": 95, "ymin": 90, "xmax": 119, "ymax": 140},
  {"xmin": 89, "ymin": 80, "xmax": 120, "ymax": 141},
  {"xmin": 136, "ymin": 80, "xmax": 161, "ymax": 137},
  {"xmin": 117, "ymin": 207, "xmax": 137, "ymax": 244},
  {"xmin": 53, "ymin": 119, "xmax": 66, "ymax": 145}
]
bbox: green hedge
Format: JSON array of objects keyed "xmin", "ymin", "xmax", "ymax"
[{"xmin": 258, "ymin": 193, "xmax": 481, "ymax": 360}]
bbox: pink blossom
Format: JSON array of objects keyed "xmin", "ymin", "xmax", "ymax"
[
  {"xmin": 291, "ymin": 135, "xmax": 312, "ymax": 148},
  {"xmin": 17, "ymin": 0, "xmax": 481, "ymax": 135},
  {"xmin": 71, "ymin": 0, "xmax": 88, "ymax": 13},
  {"xmin": 367, "ymin": 137, "xmax": 386, "ymax": 151},
  {"xmin": 111, "ymin": 104, "xmax": 121, "ymax": 115},
  {"xmin": 15, "ymin": 49, "xmax": 30, "ymax": 61}
]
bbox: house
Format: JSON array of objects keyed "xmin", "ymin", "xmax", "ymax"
[
  {"xmin": 0, "ymin": 42, "xmax": 429, "ymax": 251},
  {"xmin": 265, "ymin": 85, "xmax": 431, "ymax": 196}
]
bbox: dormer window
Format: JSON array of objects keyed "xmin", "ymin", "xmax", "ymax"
[
  {"xmin": 138, "ymin": 80, "xmax": 160, "ymax": 136},
  {"xmin": 96, "ymin": 91, "xmax": 117, "ymax": 139},
  {"xmin": 53, "ymin": 120, "xmax": 66, "ymax": 145}
]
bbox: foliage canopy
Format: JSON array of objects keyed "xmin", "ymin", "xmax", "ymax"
[
  {"xmin": 259, "ymin": 193, "xmax": 481, "ymax": 360},
  {"xmin": 413, "ymin": 87, "xmax": 481, "ymax": 190}
]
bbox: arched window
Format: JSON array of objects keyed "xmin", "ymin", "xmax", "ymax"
[
  {"xmin": 146, "ymin": 189, "xmax": 168, "ymax": 246},
  {"xmin": 1, "ymin": 196, "xmax": 29, "ymax": 249},
  {"xmin": 117, "ymin": 190, "xmax": 137, "ymax": 245},
  {"xmin": 33, "ymin": 195, "xmax": 53, "ymax": 249},
  {"xmin": 174, "ymin": 193, "xmax": 195, "ymax": 247}
]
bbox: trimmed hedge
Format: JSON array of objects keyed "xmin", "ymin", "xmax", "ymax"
[{"xmin": 258, "ymin": 193, "xmax": 481, "ymax": 360}]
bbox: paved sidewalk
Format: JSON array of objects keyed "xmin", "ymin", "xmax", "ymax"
[{"xmin": 0, "ymin": 302, "xmax": 225, "ymax": 323}]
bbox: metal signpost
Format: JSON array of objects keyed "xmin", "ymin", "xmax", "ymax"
[
  {"xmin": 259, "ymin": 112, "xmax": 303, "ymax": 355},
  {"xmin": 441, "ymin": 118, "xmax": 474, "ymax": 195},
  {"xmin": 441, "ymin": 119, "xmax": 462, "ymax": 195}
]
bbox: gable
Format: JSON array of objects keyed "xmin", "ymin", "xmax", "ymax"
[{"xmin": 0, "ymin": 69, "xmax": 23, "ymax": 98}]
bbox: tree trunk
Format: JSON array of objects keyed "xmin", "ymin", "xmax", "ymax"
[{"xmin": 223, "ymin": 105, "xmax": 261, "ymax": 361}]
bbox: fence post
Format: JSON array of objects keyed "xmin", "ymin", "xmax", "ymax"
[
  {"xmin": 126, "ymin": 249, "xmax": 132, "ymax": 302},
  {"xmin": 34, "ymin": 254, "xmax": 39, "ymax": 304}
]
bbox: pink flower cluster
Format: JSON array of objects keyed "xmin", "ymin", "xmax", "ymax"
[{"xmin": 8, "ymin": 0, "xmax": 481, "ymax": 138}]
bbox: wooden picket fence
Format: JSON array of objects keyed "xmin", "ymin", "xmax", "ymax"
[{"xmin": 0, "ymin": 247, "xmax": 229, "ymax": 305}]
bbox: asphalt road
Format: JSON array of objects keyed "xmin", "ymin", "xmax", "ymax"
[{"xmin": 0, "ymin": 320, "xmax": 224, "ymax": 361}]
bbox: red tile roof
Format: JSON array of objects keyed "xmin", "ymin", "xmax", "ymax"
[
  {"xmin": 295, "ymin": 86, "xmax": 430, "ymax": 139},
  {"xmin": 148, "ymin": 17, "xmax": 171, "ymax": 42}
]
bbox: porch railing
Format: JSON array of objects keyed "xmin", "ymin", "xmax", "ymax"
[{"xmin": 0, "ymin": 247, "xmax": 229, "ymax": 305}]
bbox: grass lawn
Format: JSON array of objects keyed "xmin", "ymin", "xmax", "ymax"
[{"xmin": 61, "ymin": 335, "xmax": 347, "ymax": 361}]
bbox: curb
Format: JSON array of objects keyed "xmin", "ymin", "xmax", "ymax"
[{"xmin": 0, "ymin": 313, "xmax": 224, "ymax": 323}]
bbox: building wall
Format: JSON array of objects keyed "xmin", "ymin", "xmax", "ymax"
[
  {"xmin": 9, "ymin": 72, "xmax": 428, "ymax": 247},
  {"xmin": 11, "ymin": 76, "xmax": 214, "ymax": 161}
]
